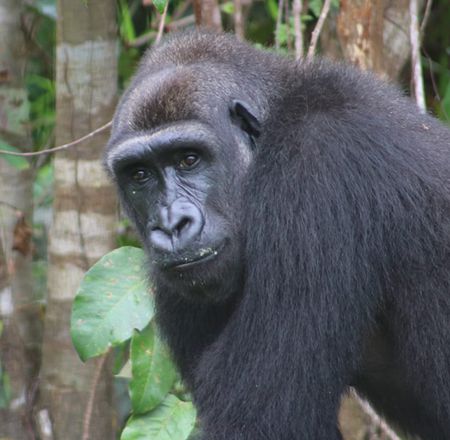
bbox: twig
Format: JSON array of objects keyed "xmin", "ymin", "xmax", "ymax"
[
  {"xmin": 0, "ymin": 121, "xmax": 112, "ymax": 157},
  {"xmin": 275, "ymin": 0, "xmax": 284, "ymax": 50},
  {"xmin": 419, "ymin": 0, "xmax": 433, "ymax": 40},
  {"xmin": 409, "ymin": 0, "xmax": 426, "ymax": 112},
  {"xmin": 168, "ymin": 14, "xmax": 196, "ymax": 30},
  {"xmin": 173, "ymin": 0, "xmax": 192, "ymax": 20},
  {"xmin": 293, "ymin": 0, "xmax": 304, "ymax": 59},
  {"xmin": 81, "ymin": 354, "xmax": 109, "ymax": 440},
  {"xmin": 125, "ymin": 15, "xmax": 196, "ymax": 48},
  {"xmin": 0, "ymin": 200, "xmax": 21, "ymax": 214},
  {"xmin": 350, "ymin": 388, "xmax": 402, "ymax": 440},
  {"xmin": 155, "ymin": 1, "xmax": 169, "ymax": 45},
  {"xmin": 306, "ymin": 0, "xmax": 331, "ymax": 60},
  {"xmin": 422, "ymin": 48, "xmax": 449, "ymax": 121},
  {"xmin": 125, "ymin": 31, "xmax": 156, "ymax": 48}
]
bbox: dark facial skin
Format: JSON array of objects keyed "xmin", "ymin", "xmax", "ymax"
[{"xmin": 106, "ymin": 105, "xmax": 259, "ymax": 302}]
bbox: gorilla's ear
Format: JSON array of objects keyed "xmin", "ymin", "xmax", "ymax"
[{"xmin": 230, "ymin": 99, "xmax": 261, "ymax": 140}]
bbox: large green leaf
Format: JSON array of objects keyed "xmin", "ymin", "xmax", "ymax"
[
  {"xmin": 130, "ymin": 322, "xmax": 177, "ymax": 414},
  {"xmin": 121, "ymin": 395, "xmax": 197, "ymax": 440},
  {"xmin": 71, "ymin": 247, "xmax": 154, "ymax": 361}
]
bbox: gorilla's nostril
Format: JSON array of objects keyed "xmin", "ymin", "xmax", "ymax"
[{"xmin": 175, "ymin": 218, "xmax": 191, "ymax": 236}]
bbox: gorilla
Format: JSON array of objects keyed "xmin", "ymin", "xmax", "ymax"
[{"xmin": 104, "ymin": 31, "xmax": 450, "ymax": 439}]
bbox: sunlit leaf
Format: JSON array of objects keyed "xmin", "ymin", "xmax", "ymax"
[
  {"xmin": 153, "ymin": 0, "xmax": 168, "ymax": 15},
  {"xmin": 221, "ymin": 1, "xmax": 234, "ymax": 14},
  {"xmin": 71, "ymin": 247, "xmax": 154, "ymax": 361},
  {"xmin": 121, "ymin": 395, "xmax": 196, "ymax": 440}
]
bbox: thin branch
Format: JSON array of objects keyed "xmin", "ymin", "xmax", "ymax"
[
  {"xmin": 125, "ymin": 31, "xmax": 156, "ymax": 48},
  {"xmin": 350, "ymin": 388, "xmax": 402, "ymax": 440},
  {"xmin": 125, "ymin": 15, "xmax": 196, "ymax": 49},
  {"xmin": 423, "ymin": 48, "xmax": 449, "ymax": 121},
  {"xmin": 306, "ymin": 0, "xmax": 331, "ymax": 60},
  {"xmin": 0, "ymin": 200, "xmax": 22, "ymax": 214},
  {"xmin": 169, "ymin": 14, "xmax": 196, "ymax": 30},
  {"xmin": 0, "ymin": 121, "xmax": 112, "ymax": 157},
  {"xmin": 81, "ymin": 354, "xmax": 109, "ymax": 440},
  {"xmin": 409, "ymin": 0, "xmax": 426, "ymax": 112},
  {"xmin": 155, "ymin": 1, "xmax": 169, "ymax": 45},
  {"xmin": 275, "ymin": 0, "xmax": 284, "ymax": 51},
  {"xmin": 173, "ymin": 0, "xmax": 192, "ymax": 20},
  {"xmin": 419, "ymin": 0, "xmax": 433, "ymax": 39},
  {"xmin": 293, "ymin": 0, "xmax": 304, "ymax": 59}
]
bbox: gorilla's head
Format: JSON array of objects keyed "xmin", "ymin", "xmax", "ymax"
[{"xmin": 104, "ymin": 33, "xmax": 267, "ymax": 302}]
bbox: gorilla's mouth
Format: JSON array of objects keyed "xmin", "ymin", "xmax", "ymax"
[{"xmin": 170, "ymin": 243, "xmax": 225, "ymax": 271}]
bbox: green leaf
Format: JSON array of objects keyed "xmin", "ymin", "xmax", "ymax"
[
  {"xmin": 153, "ymin": 0, "xmax": 168, "ymax": 15},
  {"xmin": 71, "ymin": 247, "xmax": 154, "ymax": 361},
  {"xmin": 121, "ymin": 395, "xmax": 197, "ymax": 440},
  {"xmin": 440, "ymin": 81, "xmax": 450, "ymax": 123},
  {"xmin": 309, "ymin": 0, "xmax": 323, "ymax": 17},
  {"xmin": 0, "ymin": 141, "xmax": 30, "ymax": 170},
  {"xmin": 130, "ymin": 322, "xmax": 177, "ymax": 414},
  {"xmin": 221, "ymin": 1, "xmax": 234, "ymax": 14},
  {"xmin": 118, "ymin": 0, "xmax": 136, "ymax": 41},
  {"xmin": 265, "ymin": 0, "xmax": 278, "ymax": 21},
  {"xmin": 113, "ymin": 341, "xmax": 130, "ymax": 375},
  {"xmin": 0, "ymin": 361, "xmax": 11, "ymax": 409}
]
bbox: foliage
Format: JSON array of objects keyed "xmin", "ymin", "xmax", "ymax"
[
  {"xmin": 153, "ymin": 0, "xmax": 169, "ymax": 15},
  {"xmin": 121, "ymin": 395, "xmax": 196, "ymax": 440},
  {"xmin": 27, "ymin": 74, "xmax": 55, "ymax": 150},
  {"xmin": 71, "ymin": 247, "xmax": 154, "ymax": 360},
  {"xmin": 71, "ymin": 247, "xmax": 196, "ymax": 439},
  {"xmin": 0, "ymin": 360, "xmax": 11, "ymax": 409},
  {"xmin": 0, "ymin": 321, "xmax": 11, "ymax": 409}
]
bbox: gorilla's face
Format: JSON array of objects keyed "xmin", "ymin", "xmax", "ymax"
[{"xmin": 105, "ymin": 71, "xmax": 261, "ymax": 302}]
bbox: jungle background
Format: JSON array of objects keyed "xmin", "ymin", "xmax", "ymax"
[{"xmin": 0, "ymin": 0, "xmax": 449, "ymax": 439}]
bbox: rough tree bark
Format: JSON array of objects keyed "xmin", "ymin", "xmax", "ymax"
[
  {"xmin": 322, "ymin": 0, "xmax": 420, "ymax": 79},
  {"xmin": 0, "ymin": 0, "xmax": 40, "ymax": 438},
  {"xmin": 37, "ymin": 1, "xmax": 118, "ymax": 439},
  {"xmin": 193, "ymin": 0, "xmax": 222, "ymax": 31}
]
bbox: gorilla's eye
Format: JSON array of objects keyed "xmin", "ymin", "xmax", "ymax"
[
  {"xmin": 131, "ymin": 168, "xmax": 150, "ymax": 184},
  {"xmin": 178, "ymin": 153, "xmax": 199, "ymax": 170}
]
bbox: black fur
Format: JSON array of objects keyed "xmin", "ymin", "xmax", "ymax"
[{"xmin": 105, "ymin": 31, "xmax": 450, "ymax": 439}]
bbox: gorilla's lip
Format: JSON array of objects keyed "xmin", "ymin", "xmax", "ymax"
[{"xmin": 169, "ymin": 243, "xmax": 225, "ymax": 271}]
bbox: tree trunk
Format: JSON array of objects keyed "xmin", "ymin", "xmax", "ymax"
[
  {"xmin": 0, "ymin": 0, "xmax": 39, "ymax": 438},
  {"xmin": 193, "ymin": 0, "xmax": 222, "ymax": 31},
  {"xmin": 37, "ymin": 1, "xmax": 118, "ymax": 439},
  {"xmin": 321, "ymin": 0, "xmax": 418, "ymax": 80}
]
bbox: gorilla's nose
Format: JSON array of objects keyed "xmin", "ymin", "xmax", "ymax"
[{"xmin": 149, "ymin": 199, "xmax": 204, "ymax": 252}]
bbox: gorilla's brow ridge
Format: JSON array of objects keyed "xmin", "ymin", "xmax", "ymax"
[{"xmin": 106, "ymin": 123, "xmax": 218, "ymax": 173}]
